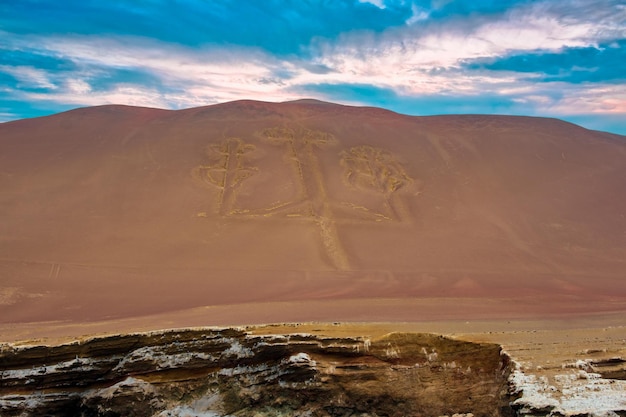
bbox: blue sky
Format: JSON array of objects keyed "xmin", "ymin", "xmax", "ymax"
[{"xmin": 1, "ymin": 0, "xmax": 625, "ymax": 134}]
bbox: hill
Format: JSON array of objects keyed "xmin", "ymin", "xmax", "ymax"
[{"xmin": 1, "ymin": 99, "xmax": 625, "ymax": 324}]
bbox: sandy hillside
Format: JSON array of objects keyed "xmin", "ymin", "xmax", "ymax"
[{"xmin": 1, "ymin": 99, "xmax": 625, "ymax": 330}]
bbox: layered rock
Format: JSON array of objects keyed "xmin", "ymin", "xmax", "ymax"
[{"xmin": 1, "ymin": 328, "xmax": 512, "ymax": 416}]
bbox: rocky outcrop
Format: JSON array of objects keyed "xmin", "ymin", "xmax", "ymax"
[
  {"xmin": 1, "ymin": 328, "xmax": 512, "ymax": 416},
  {"xmin": 508, "ymin": 356, "xmax": 626, "ymax": 417}
]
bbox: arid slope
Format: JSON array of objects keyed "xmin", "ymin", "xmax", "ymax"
[{"xmin": 1, "ymin": 100, "xmax": 625, "ymax": 324}]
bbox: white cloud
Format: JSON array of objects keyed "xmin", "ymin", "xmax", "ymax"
[
  {"xmin": 406, "ymin": 4, "xmax": 430, "ymax": 25},
  {"xmin": 35, "ymin": 36, "xmax": 291, "ymax": 93},
  {"xmin": 547, "ymin": 84, "xmax": 626, "ymax": 115},
  {"xmin": 311, "ymin": 0, "xmax": 610, "ymax": 86},
  {"xmin": 1, "ymin": 0, "xmax": 624, "ymax": 126},
  {"xmin": 357, "ymin": 0, "xmax": 386, "ymax": 9},
  {"xmin": 66, "ymin": 79, "xmax": 91, "ymax": 94},
  {"xmin": 0, "ymin": 112, "xmax": 18, "ymax": 122},
  {"xmin": 22, "ymin": 85, "xmax": 169, "ymax": 109},
  {"xmin": 1, "ymin": 34, "xmax": 307, "ymax": 109},
  {"xmin": 7, "ymin": 26, "xmax": 624, "ymax": 125},
  {"xmin": 494, "ymin": 79, "xmax": 626, "ymax": 118},
  {"xmin": 0, "ymin": 65, "xmax": 58, "ymax": 90}
]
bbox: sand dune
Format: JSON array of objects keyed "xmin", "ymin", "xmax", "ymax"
[{"xmin": 1, "ymin": 99, "xmax": 625, "ymax": 328}]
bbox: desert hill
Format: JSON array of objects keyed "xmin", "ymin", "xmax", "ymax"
[{"xmin": 1, "ymin": 99, "xmax": 625, "ymax": 324}]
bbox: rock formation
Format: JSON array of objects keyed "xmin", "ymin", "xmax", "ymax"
[
  {"xmin": 507, "ymin": 351, "xmax": 626, "ymax": 416},
  {"xmin": 1, "ymin": 328, "xmax": 512, "ymax": 416}
]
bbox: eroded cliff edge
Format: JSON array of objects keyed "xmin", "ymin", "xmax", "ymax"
[{"xmin": 1, "ymin": 328, "xmax": 512, "ymax": 416}]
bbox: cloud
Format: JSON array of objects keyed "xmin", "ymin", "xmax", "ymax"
[
  {"xmin": 358, "ymin": 0, "xmax": 386, "ymax": 9},
  {"xmin": 465, "ymin": 40, "xmax": 626, "ymax": 84},
  {"xmin": 0, "ymin": 33, "xmax": 305, "ymax": 108},
  {"xmin": 311, "ymin": 0, "xmax": 621, "ymax": 79},
  {"xmin": 0, "ymin": 0, "xmax": 413, "ymax": 55},
  {"xmin": 294, "ymin": 0, "xmax": 626, "ymax": 128},
  {"xmin": 22, "ymin": 85, "xmax": 171, "ymax": 109},
  {"xmin": 546, "ymin": 84, "xmax": 626, "ymax": 115},
  {"xmin": 0, "ymin": 1, "xmax": 625, "ymax": 134},
  {"xmin": 0, "ymin": 65, "xmax": 58, "ymax": 90},
  {"xmin": 66, "ymin": 79, "xmax": 91, "ymax": 94},
  {"xmin": 0, "ymin": 112, "xmax": 18, "ymax": 122}
]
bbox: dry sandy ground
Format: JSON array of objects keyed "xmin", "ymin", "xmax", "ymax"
[
  {"xmin": 1, "ymin": 100, "xmax": 625, "ymax": 328},
  {"xmin": 2, "ymin": 300, "xmax": 625, "ymax": 371}
]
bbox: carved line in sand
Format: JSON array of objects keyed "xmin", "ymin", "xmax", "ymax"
[
  {"xmin": 340, "ymin": 145, "xmax": 412, "ymax": 222},
  {"xmin": 194, "ymin": 128, "xmax": 413, "ymax": 270},
  {"xmin": 48, "ymin": 263, "xmax": 62, "ymax": 280},
  {"xmin": 193, "ymin": 138, "xmax": 257, "ymax": 216}
]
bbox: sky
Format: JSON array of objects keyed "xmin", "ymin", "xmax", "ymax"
[{"xmin": 1, "ymin": 0, "xmax": 625, "ymax": 134}]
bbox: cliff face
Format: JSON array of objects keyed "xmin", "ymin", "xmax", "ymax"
[{"xmin": 0, "ymin": 328, "xmax": 512, "ymax": 416}]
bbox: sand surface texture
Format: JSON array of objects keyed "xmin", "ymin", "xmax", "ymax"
[{"xmin": 1, "ymin": 99, "xmax": 625, "ymax": 333}]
